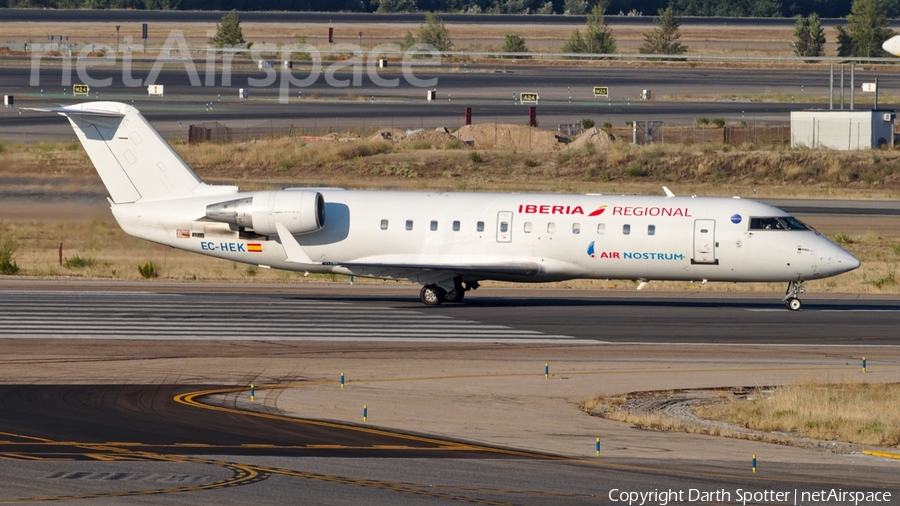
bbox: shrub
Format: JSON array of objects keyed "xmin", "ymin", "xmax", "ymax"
[
  {"xmin": 469, "ymin": 151, "xmax": 483, "ymax": 163},
  {"xmin": 0, "ymin": 236, "xmax": 19, "ymax": 275},
  {"xmin": 245, "ymin": 265, "xmax": 258, "ymax": 276},
  {"xmin": 602, "ymin": 122, "xmax": 613, "ymax": 131},
  {"xmin": 63, "ymin": 255, "xmax": 96, "ymax": 269},
  {"xmin": 712, "ymin": 118, "xmax": 726, "ymax": 127},
  {"xmin": 696, "ymin": 117, "xmax": 710, "ymax": 126},
  {"xmin": 581, "ymin": 118, "xmax": 596, "ymax": 129},
  {"xmin": 138, "ymin": 262, "xmax": 159, "ymax": 279}
]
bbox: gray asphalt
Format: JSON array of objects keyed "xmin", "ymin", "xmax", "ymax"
[
  {"xmin": 2, "ymin": 63, "xmax": 897, "ymax": 141},
  {"xmin": 0, "ymin": 287, "xmax": 899, "ymax": 504},
  {"xmin": 1, "ymin": 288, "xmax": 898, "ymax": 344}
]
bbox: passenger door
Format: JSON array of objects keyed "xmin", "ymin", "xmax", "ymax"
[{"xmin": 692, "ymin": 219, "xmax": 717, "ymax": 264}]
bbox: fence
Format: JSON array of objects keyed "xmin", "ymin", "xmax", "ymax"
[
  {"xmin": 184, "ymin": 119, "xmax": 792, "ymax": 149},
  {"xmin": 623, "ymin": 124, "xmax": 791, "ymax": 147}
]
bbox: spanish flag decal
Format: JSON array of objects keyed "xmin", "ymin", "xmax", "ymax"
[{"xmin": 248, "ymin": 243, "xmax": 263, "ymax": 253}]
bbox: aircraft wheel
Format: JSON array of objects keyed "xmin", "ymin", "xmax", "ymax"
[
  {"xmin": 445, "ymin": 288, "xmax": 465, "ymax": 303},
  {"xmin": 420, "ymin": 285, "xmax": 445, "ymax": 306},
  {"xmin": 785, "ymin": 298, "xmax": 802, "ymax": 311}
]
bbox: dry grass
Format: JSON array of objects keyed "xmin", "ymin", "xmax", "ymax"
[
  {"xmin": 0, "ymin": 21, "xmax": 875, "ymax": 60},
  {"xmin": 582, "ymin": 381, "xmax": 900, "ymax": 448},
  {"xmin": 6, "ymin": 135, "xmax": 900, "ymax": 197},
  {"xmin": 696, "ymin": 381, "xmax": 900, "ymax": 447}
]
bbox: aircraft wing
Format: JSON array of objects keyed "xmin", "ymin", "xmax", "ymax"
[
  {"xmin": 334, "ymin": 261, "xmax": 540, "ymax": 286},
  {"xmin": 338, "ymin": 261, "xmax": 540, "ymax": 277}
]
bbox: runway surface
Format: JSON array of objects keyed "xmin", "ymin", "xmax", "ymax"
[
  {"xmin": 0, "ymin": 384, "xmax": 896, "ymax": 505},
  {"xmin": 3, "ymin": 63, "xmax": 898, "ymax": 140},
  {"xmin": 2, "ymin": 288, "xmax": 899, "ymax": 344},
  {"xmin": 1, "ymin": 286, "xmax": 900, "ymax": 503}
]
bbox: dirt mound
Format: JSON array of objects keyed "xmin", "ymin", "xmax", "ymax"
[
  {"xmin": 368, "ymin": 128, "xmax": 406, "ymax": 142},
  {"xmin": 401, "ymin": 127, "xmax": 458, "ymax": 146},
  {"xmin": 565, "ymin": 127, "xmax": 616, "ymax": 150},
  {"xmin": 455, "ymin": 123, "xmax": 570, "ymax": 151}
]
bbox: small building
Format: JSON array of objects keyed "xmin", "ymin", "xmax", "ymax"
[{"xmin": 791, "ymin": 110, "xmax": 895, "ymax": 150}]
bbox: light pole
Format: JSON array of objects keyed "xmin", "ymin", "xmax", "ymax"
[{"xmin": 115, "ymin": 25, "xmax": 120, "ymax": 52}]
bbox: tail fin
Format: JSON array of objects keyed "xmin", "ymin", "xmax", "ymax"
[{"xmin": 35, "ymin": 102, "xmax": 225, "ymax": 204}]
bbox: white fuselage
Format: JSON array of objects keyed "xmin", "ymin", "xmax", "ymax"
[{"xmin": 112, "ymin": 190, "xmax": 858, "ymax": 284}]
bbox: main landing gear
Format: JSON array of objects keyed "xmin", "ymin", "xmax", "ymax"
[
  {"xmin": 419, "ymin": 277, "xmax": 478, "ymax": 306},
  {"xmin": 783, "ymin": 280, "xmax": 805, "ymax": 311}
]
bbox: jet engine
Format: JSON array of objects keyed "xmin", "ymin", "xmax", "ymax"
[{"xmin": 205, "ymin": 190, "xmax": 325, "ymax": 236}]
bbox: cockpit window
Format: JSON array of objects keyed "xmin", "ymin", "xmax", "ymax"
[{"xmin": 749, "ymin": 216, "xmax": 810, "ymax": 231}]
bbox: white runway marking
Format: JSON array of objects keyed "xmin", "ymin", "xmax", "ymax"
[{"xmin": 0, "ymin": 291, "xmax": 586, "ymax": 342}]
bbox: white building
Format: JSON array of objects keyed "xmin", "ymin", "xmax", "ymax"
[{"xmin": 791, "ymin": 110, "xmax": 895, "ymax": 150}]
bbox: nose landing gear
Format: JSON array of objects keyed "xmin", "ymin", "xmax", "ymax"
[{"xmin": 783, "ymin": 280, "xmax": 805, "ymax": 311}]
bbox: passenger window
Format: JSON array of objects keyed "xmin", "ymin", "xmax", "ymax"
[
  {"xmin": 452, "ymin": 220, "xmax": 460, "ymax": 231},
  {"xmin": 623, "ymin": 224, "xmax": 631, "ymax": 235},
  {"xmin": 548, "ymin": 223, "xmax": 556, "ymax": 234},
  {"xmin": 380, "ymin": 219, "xmax": 388, "ymax": 230},
  {"xmin": 406, "ymin": 220, "xmax": 413, "ymax": 231},
  {"xmin": 572, "ymin": 223, "xmax": 581, "ymax": 234},
  {"xmin": 477, "ymin": 221, "xmax": 484, "ymax": 232},
  {"xmin": 597, "ymin": 223, "xmax": 606, "ymax": 235},
  {"xmin": 524, "ymin": 222, "xmax": 533, "ymax": 233},
  {"xmin": 500, "ymin": 222, "xmax": 509, "ymax": 233},
  {"xmin": 648, "ymin": 224, "xmax": 656, "ymax": 236},
  {"xmin": 430, "ymin": 220, "xmax": 438, "ymax": 231}
]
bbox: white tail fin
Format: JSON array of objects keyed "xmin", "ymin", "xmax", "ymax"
[{"xmin": 34, "ymin": 102, "xmax": 232, "ymax": 204}]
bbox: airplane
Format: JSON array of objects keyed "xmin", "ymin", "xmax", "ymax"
[{"xmin": 32, "ymin": 102, "xmax": 859, "ymax": 310}]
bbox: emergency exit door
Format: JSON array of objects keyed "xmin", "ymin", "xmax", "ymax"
[{"xmin": 497, "ymin": 211, "xmax": 513, "ymax": 243}]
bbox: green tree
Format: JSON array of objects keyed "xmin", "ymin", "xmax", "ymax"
[
  {"xmin": 791, "ymin": 13, "xmax": 825, "ymax": 59},
  {"xmin": 417, "ymin": 12, "xmax": 453, "ymax": 51},
  {"xmin": 561, "ymin": 28, "xmax": 588, "ymax": 54},
  {"xmin": 837, "ymin": 0, "xmax": 894, "ymax": 57},
  {"xmin": 563, "ymin": 0, "xmax": 588, "ymax": 14},
  {"xmin": 584, "ymin": 2, "xmax": 617, "ymax": 54},
  {"xmin": 375, "ymin": 0, "xmax": 416, "ymax": 12},
  {"xmin": 535, "ymin": 1, "xmax": 555, "ymax": 13},
  {"xmin": 208, "ymin": 10, "xmax": 250, "ymax": 49},
  {"xmin": 639, "ymin": 6, "xmax": 687, "ymax": 55},
  {"xmin": 501, "ymin": 33, "xmax": 529, "ymax": 57}
]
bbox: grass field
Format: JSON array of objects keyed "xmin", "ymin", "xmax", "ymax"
[{"xmin": 581, "ymin": 380, "xmax": 900, "ymax": 448}]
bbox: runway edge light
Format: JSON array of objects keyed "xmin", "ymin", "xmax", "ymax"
[
  {"xmin": 363, "ymin": 404, "xmax": 368, "ymax": 422},
  {"xmin": 596, "ymin": 438, "xmax": 600, "ymax": 456},
  {"xmin": 250, "ymin": 383, "xmax": 255, "ymax": 402},
  {"xmin": 545, "ymin": 363, "xmax": 549, "ymax": 379},
  {"xmin": 341, "ymin": 372, "xmax": 345, "ymax": 389},
  {"xmin": 863, "ymin": 356, "xmax": 867, "ymax": 373},
  {"xmin": 752, "ymin": 454, "xmax": 757, "ymax": 473}
]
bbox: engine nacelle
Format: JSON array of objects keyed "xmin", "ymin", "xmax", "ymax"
[{"xmin": 205, "ymin": 190, "xmax": 325, "ymax": 236}]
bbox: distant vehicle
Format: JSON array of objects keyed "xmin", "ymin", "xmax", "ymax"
[{"xmin": 35, "ymin": 102, "xmax": 859, "ymax": 310}]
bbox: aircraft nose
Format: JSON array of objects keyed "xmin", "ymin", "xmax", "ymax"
[{"xmin": 838, "ymin": 253, "xmax": 860, "ymax": 272}]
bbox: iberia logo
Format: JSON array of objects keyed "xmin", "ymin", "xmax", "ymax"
[
  {"xmin": 587, "ymin": 241, "xmax": 596, "ymax": 258},
  {"xmin": 588, "ymin": 205, "xmax": 608, "ymax": 217}
]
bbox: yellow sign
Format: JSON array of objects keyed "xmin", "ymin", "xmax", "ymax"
[
  {"xmin": 593, "ymin": 86, "xmax": 609, "ymax": 97},
  {"xmin": 73, "ymin": 84, "xmax": 89, "ymax": 95},
  {"xmin": 520, "ymin": 92, "xmax": 539, "ymax": 104}
]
